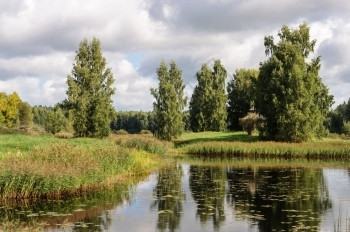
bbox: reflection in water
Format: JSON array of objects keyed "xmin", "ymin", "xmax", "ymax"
[
  {"xmin": 0, "ymin": 178, "xmax": 136, "ymax": 231},
  {"xmin": 151, "ymin": 164, "xmax": 185, "ymax": 232},
  {"xmin": 189, "ymin": 166, "xmax": 226, "ymax": 231},
  {"xmin": 226, "ymin": 167, "xmax": 331, "ymax": 232},
  {"xmin": 1, "ymin": 160, "xmax": 350, "ymax": 232}
]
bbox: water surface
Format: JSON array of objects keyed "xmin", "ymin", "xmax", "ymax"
[{"xmin": 1, "ymin": 158, "xmax": 350, "ymax": 232}]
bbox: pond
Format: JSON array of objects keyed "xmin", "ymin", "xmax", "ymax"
[{"xmin": 1, "ymin": 158, "xmax": 350, "ymax": 232}]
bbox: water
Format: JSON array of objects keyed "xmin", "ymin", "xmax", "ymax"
[{"xmin": 1, "ymin": 158, "xmax": 350, "ymax": 232}]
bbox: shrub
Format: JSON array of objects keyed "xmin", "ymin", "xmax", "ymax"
[
  {"xmin": 113, "ymin": 135, "xmax": 169, "ymax": 155},
  {"xmin": 239, "ymin": 113, "xmax": 264, "ymax": 135},
  {"xmin": 139, "ymin": 130, "xmax": 152, "ymax": 135},
  {"xmin": 115, "ymin": 129, "xmax": 128, "ymax": 135}
]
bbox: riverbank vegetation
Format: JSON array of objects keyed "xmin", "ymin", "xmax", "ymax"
[
  {"xmin": 0, "ymin": 133, "xmax": 166, "ymax": 201},
  {"xmin": 175, "ymin": 132, "xmax": 350, "ymax": 158}
]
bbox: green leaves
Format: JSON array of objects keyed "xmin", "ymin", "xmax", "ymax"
[
  {"xmin": 151, "ymin": 61, "xmax": 187, "ymax": 141},
  {"xmin": 256, "ymin": 23, "xmax": 333, "ymax": 142},
  {"xmin": 189, "ymin": 60, "xmax": 227, "ymax": 132},
  {"xmin": 227, "ymin": 69, "xmax": 259, "ymax": 131},
  {"xmin": 45, "ymin": 108, "xmax": 65, "ymax": 135},
  {"xmin": 66, "ymin": 38, "xmax": 115, "ymax": 138},
  {"xmin": 0, "ymin": 92, "xmax": 24, "ymax": 128}
]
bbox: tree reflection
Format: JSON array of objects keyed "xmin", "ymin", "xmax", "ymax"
[
  {"xmin": 151, "ymin": 164, "xmax": 185, "ymax": 232},
  {"xmin": 0, "ymin": 178, "xmax": 136, "ymax": 231},
  {"xmin": 189, "ymin": 165, "xmax": 226, "ymax": 231},
  {"xmin": 226, "ymin": 167, "xmax": 331, "ymax": 232}
]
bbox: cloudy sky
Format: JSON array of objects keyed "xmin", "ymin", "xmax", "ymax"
[{"xmin": 0, "ymin": 0, "xmax": 349, "ymax": 111}]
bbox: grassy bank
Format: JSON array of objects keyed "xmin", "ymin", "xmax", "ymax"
[
  {"xmin": 175, "ymin": 132, "xmax": 350, "ymax": 158},
  {"xmin": 0, "ymin": 134, "xmax": 167, "ymax": 201}
]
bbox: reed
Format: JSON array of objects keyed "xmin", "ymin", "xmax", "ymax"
[
  {"xmin": 180, "ymin": 140, "xmax": 350, "ymax": 158},
  {"xmin": 112, "ymin": 134, "xmax": 170, "ymax": 155},
  {"xmin": 0, "ymin": 216, "xmax": 43, "ymax": 232},
  {"xmin": 0, "ymin": 138, "xmax": 161, "ymax": 200}
]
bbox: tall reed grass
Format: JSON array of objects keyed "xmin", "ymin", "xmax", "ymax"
[
  {"xmin": 112, "ymin": 134, "xmax": 170, "ymax": 155},
  {"xmin": 0, "ymin": 138, "xmax": 161, "ymax": 200},
  {"xmin": 181, "ymin": 140, "xmax": 350, "ymax": 158},
  {"xmin": 0, "ymin": 216, "xmax": 42, "ymax": 232}
]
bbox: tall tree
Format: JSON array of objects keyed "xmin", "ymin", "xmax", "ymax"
[
  {"xmin": 66, "ymin": 38, "xmax": 116, "ymax": 138},
  {"xmin": 256, "ymin": 23, "xmax": 333, "ymax": 142},
  {"xmin": 189, "ymin": 60, "xmax": 227, "ymax": 132},
  {"xmin": 227, "ymin": 69, "xmax": 259, "ymax": 131},
  {"xmin": 151, "ymin": 61, "xmax": 187, "ymax": 141}
]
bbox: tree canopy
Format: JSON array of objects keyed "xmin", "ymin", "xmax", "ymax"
[
  {"xmin": 326, "ymin": 98, "xmax": 350, "ymax": 135},
  {"xmin": 227, "ymin": 69, "xmax": 259, "ymax": 131},
  {"xmin": 66, "ymin": 38, "xmax": 116, "ymax": 138},
  {"xmin": 151, "ymin": 60, "xmax": 187, "ymax": 141},
  {"xmin": 0, "ymin": 92, "xmax": 32, "ymax": 129},
  {"xmin": 256, "ymin": 23, "xmax": 334, "ymax": 142},
  {"xmin": 189, "ymin": 60, "xmax": 227, "ymax": 132}
]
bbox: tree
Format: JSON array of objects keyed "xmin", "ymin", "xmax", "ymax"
[
  {"xmin": 151, "ymin": 61, "xmax": 187, "ymax": 141},
  {"xmin": 110, "ymin": 111, "xmax": 151, "ymax": 134},
  {"xmin": 66, "ymin": 38, "xmax": 116, "ymax": 138},
  {"xmin": 326, "ymin": 98, "xmax": 350, "ymax": 134},
  {"xmin": 227, "ymin": 69, "xmax": 259, "ymax": 131},
  {"xmin": 344, "ymin": 98, "xmax": 350, "ymax": 122},
  {"xmin": 0, "ymin": 92, "xmax": 21, "ymax": 128},
  {"xmin": 0, "ymin": 92, "xmax": 6, "ymax": 125},
  {"xmin": 32, "ymin": 105, "xmax": 51, "ymax": 126},
  {"xmin": 45, "ymin": 108, "xmax": 66, "ymax": 135},
  {"xmin": 256, "ymin": 23, "xmax": 333, "ymax": 142},
  {"xmin": 189, "ymin": 60, "xmax": 227, "ymax": 132},
  {"xmin": 18, "ymin": 101, "xmax": 33, "ymax": 130}
]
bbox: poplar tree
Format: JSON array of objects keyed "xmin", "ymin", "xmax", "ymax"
[
  {"xmin": 256, "ymin": 23, "xmax": 333, "ymax": 142},
  {"xmin": 189, "ymin": 60, "xmax": 227, "ymax": 132},
  {"xmin": 151, "ymin": 60, "xmax": 187, "ymax": 141},
  {"xmin": 66, "ymin": 38, "xmax": 116, "ymax": 138}
]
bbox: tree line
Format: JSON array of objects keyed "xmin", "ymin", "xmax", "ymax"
[{"xmin": 1, "ymin": 23, "xmax": 348, "ymax": 142}]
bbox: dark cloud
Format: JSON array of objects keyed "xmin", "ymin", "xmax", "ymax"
[
  {"xmin": 0, "ymin": 68, "xmax": 16, "ymax": 81},
  {"xmin": 339, "ymin": 68, "xmax": 350, "ymax": 83},
  {"xmin": 318, "ymin": 40, "xmax": 344, "ymax": 67},
  {"xmin": 148, "ymin": 0, "xmax": 350, "ymax": 34}
]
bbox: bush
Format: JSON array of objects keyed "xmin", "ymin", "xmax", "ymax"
[
  {"xmin": 113, "ymin": 135, "xmax": 169, "ymax": 155},
  {"xmin": 343, "ymin": 121, "xmax": 350, "ymax": 135},
  {"xmin": 115, "ymin": 129, "xmax": 128, "ymax": 135},
  {"xmin": 239, "ymin": 113, "xmax": 263, "ymax": 135},
  {"xmin": 139, "ymin": 130, "xmax": 152, "ymax": 135}
]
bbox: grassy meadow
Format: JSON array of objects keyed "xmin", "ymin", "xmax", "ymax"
[
  {"xmin": 0, "ymin": 133, "xmax": 167, "ymax": 201},
  {"xmin": 175, "ymin": 131, "xmax": 350, "ymax": 158}
]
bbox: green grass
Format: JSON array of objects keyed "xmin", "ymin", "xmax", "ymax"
[
  {"xmin": 0, "ymin": 134, "xmax": 167, "ymax": 200},
  {"xmin": 0, "ymin": 134, "xmax": 58, "ymax": 157},
  {"xmin": 176, "ymin": 132, "xmax": 350, "ymax": 158},
  {"xmin": 174, "ymin": 131, "xmax": 258, "ymax": 148}
]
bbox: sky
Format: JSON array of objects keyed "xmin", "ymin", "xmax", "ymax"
[{"xmin": 0, "ymin": 0, "xmax": 349, "ymax": 111}]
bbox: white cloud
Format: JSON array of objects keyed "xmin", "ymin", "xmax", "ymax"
[
  {"xmin": 111, "ymin": 59, "xmax": 156, "ymax": 111},
  {"xmin": 0, "ymin": 0, "xmax": 349, "ymax": 110}
]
